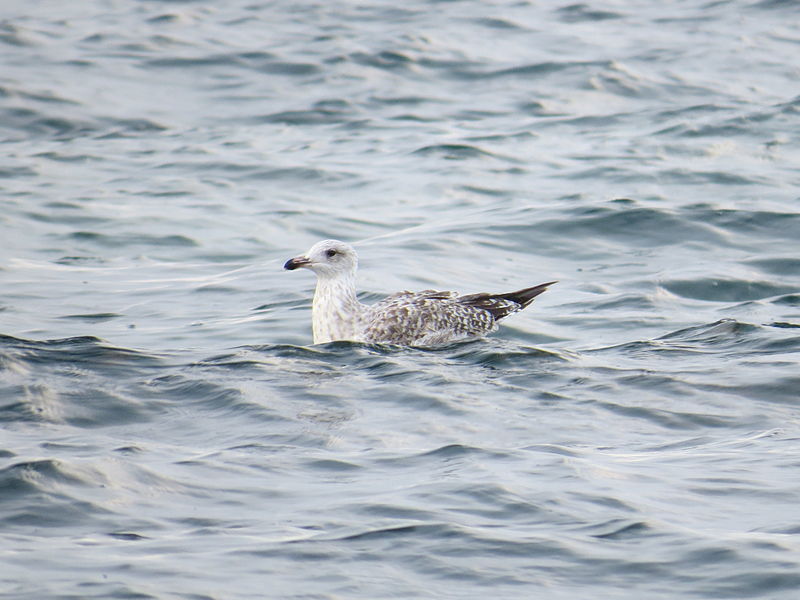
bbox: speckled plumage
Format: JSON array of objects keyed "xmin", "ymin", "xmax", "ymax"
[{"xmin": 284, "ymin": 240, "xmax": 555, "ymax": 346}]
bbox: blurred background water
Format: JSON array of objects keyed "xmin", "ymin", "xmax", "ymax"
[{"xmin": 2, "ymin": 1, "xmax": 800, "ymax": 598}]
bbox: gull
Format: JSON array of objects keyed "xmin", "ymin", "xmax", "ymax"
[{"xmin": 284, "ymin": 239, "xmax": 555, "ymax": 346}]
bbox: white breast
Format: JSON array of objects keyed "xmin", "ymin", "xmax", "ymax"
[{"xmin": 311, "ymin": 276, "xmax": 363, "ymax": 344}]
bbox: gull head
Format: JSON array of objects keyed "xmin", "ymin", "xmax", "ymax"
[{"xmin": 283, "ymin": 239, "xmax": 358, "ymax": 279}]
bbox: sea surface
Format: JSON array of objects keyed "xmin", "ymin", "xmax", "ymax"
[{"xmin": 2, "ymin": 1, "xmax": 800, "ymax": 598}]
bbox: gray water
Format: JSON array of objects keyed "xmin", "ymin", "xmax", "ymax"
[{"xmin": 2, "ymin": 1, "xmax": 800, "ymax": 598}]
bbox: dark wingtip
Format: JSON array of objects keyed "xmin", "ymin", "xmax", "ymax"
[
  {"xmin": 502, "ymin": 281, "xmax": 557, "ymax": 308},
  {"xmin": 458, "ymin": 281, "xmax": 557, "ymax": 321}
]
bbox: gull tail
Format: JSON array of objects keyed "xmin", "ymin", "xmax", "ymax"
[{"xmin": 459, "ymin": 281, "xmax": 557, "ymax": 321}]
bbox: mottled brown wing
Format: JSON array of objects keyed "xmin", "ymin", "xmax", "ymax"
[{"xmin": 363, "ymin": 291, "xmax": 496, "ymax": 345}]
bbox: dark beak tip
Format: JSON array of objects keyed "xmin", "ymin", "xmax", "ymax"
[{"xmin": 284, "ymin": 257, "xmax": 309, "ymax": 271}]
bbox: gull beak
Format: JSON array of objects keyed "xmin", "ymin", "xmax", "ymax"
[{"xmin": 284, "ymin": 256, "xmax": 311, "ymax": 271}]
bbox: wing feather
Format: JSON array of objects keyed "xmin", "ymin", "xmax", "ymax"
[
  {"xmin": 360, "ymin": 282, "xmax": 554, "ymax": 345},
  {"xmin": 362, "ymin": 290, "xmax": 494, "ymax": 345}
]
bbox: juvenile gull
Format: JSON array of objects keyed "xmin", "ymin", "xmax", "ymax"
[{"xmin": 284, "ymin": 239, "xmax": 555, "ymax": 346}]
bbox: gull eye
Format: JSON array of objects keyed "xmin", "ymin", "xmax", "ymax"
[{"xmin": 325, "ymin": 249, "xmax": 337, "ymax": 258}]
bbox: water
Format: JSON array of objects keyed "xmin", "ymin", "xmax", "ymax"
[{"xmin": 2, "ymin": 0, "xmax": 800, "ymax": 598}]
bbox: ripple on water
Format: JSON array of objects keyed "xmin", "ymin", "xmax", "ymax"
[
  {"xmin": 0, "ymin": 458, "xmax": 115, "ymax": 530},
  {"xmin": 689, "ymin": 206, "xmax": 800, "ymax": 241},
  {"xmin": 2, "ymin": 1, "xmax": 800, "ymax": 598},
  {"xmin": 67, "ymin": 231, "xmax": 198, "ymax": 249},
  {"xmin": 661, "ymin": 278, "xmax": 797, "ymax": 302}
]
